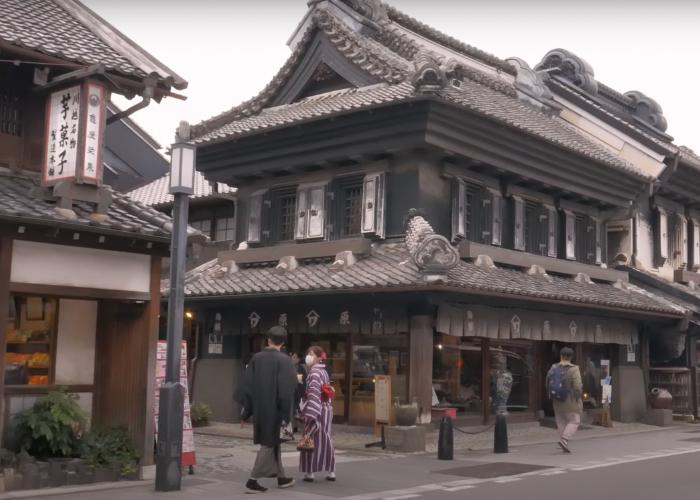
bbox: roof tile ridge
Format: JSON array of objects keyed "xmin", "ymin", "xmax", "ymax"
[
  {"xmin": 314, "ymin": 9, "xmax": 409, "ymax": 84},
  {"xmin": 383, "ymin": 3, "xmax": 516, "ymax": 76}
]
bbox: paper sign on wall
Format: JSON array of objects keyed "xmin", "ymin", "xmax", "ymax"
[{"xmin": 154, "ymin": 341, "xmax": 196, "ymax": 467}]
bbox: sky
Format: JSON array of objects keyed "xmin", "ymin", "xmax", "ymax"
[{"xmin": 83, "ymin": 0, "xmax": 700, "ymax": 151}]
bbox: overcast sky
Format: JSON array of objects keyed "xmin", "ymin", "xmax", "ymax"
[{"xmin": 83, "ymin": 0, "xmax": 700, "ymax": 152}]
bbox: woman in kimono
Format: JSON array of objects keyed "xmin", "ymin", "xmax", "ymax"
[{"xmin": 300, "ymin": 346, "xmax": 336, "ymax": 482}]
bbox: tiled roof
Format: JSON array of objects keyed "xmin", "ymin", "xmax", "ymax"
[
  {"xmin": 188, "ymin": 6, "xmax": 645, "ymax": 179},
  {"xmin": 0, "ymin": 167, "xmax": 175, "ymax": 241},
  {"xmin": 174, "ymin": 240, "xmax": 680, "ymax": 316},
  {"xmin": 127, "ymin": 171, "xmax": 236, "ymax": 208},
  {"xmin": 0, "ymin": 0, "xmax": 186, "ymax": 89},
  {"xmin": 193, "ymin": 83, "xmax": 416, "ymax": 144}
]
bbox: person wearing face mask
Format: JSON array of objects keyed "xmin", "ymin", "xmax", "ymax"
[{"xmin": 299, "ymin": 346, "xmax": 336, "ymax": 483}]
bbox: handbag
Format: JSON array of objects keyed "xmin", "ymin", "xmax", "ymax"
[
  {"xmin": 280, "ymin": 420, "xmax": 294, "ymax": 443},
  {"xmin": 296, "ymin": 434, "xmax": 315, "ymax": 452},
  {"xmin": 321, "ymin": 383, "xmax": 336, "ymax": 402}
]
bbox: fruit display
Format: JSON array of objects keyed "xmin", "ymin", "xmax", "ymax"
[
  {"xmin": 5, "ymin": 353, "xmax": 31, "ymax": 365},
  {"xmin": 28, "ymin": 375, "xmax": 49, "ymax": 385},
  {"xmin": 28, "ymin": 352, "xmax": 50, "ymax": 369}
]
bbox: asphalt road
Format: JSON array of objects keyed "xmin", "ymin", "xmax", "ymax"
[{"xmin": 424, "ymin": 451, "xmax": 700, "ymax": 500}]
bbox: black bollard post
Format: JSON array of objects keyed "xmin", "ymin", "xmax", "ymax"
[
  {"xmin": 437, "ymin": 416, "xmax": 454, "ymax": 460},
  {"xmin": 493, "ymin": 412, "xmax": 508, "ymax": 453}
]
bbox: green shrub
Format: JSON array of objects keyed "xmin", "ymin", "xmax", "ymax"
[
  {"xmin": 191, "ymin": 403, "xmax": 213, "ymax": 427},
  {"xmin": 80, "ymin": 426, "xmax": 139, "ymax": 474},
  {"xmin": 14, "ymin": 391, "xmax": 87, "ymax": 458}
]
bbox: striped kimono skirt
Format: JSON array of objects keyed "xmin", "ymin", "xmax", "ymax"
[{"xmin": 300, "ymin": 364, "xmax": 336, "ymax": 474}]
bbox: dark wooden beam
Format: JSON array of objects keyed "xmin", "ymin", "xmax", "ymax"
[
  {"xmin": 9, "ymin": 282, "xmax": 151, "ymax": 302},
  {"xmin": 217, "ymin": 237, "xmax": 371, "ymax": 265},
  {"xmin": 458, "ymin": 241, "xmax": 627, "ymax": 283}
]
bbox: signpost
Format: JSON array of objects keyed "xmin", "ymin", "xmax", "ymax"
[{"xmin": 366, "ymin": 375, "xmax": 392, "ymax": 449}]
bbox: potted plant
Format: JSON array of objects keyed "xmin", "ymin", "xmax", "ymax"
[
  {"xmin": 191, "ymin": 403, "xmax": 213, "ymax": 428},
  {"xmin": 80, "ymin": 426, "xmax": 139, "ymax": 482}
]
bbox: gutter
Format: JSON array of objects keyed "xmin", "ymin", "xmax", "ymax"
[{"xmin": 107, "ymin": 77, "xmax": 155, "ymax": 125}]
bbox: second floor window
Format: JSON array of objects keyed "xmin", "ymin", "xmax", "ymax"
[
  {"xmin": 190, "ymin": 219, "xmax": 212, "ymax": 238},
  {"xmin": 215, "ymin": 216, "xmax": 235, "ymax": 242},
  {"xmin": 271, "ymin": 188, "xmax": 297, "ymax": 242},
  {"xmin": 246, "ymin": 172, "xmax": 385, "ymax": 244},
  {"xmin": 452, "ymin": 178, "xmax": 502, "ymax": 246}
]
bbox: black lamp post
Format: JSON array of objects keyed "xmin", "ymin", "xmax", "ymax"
[{"xmin": 155, "ymin": 124, "xmax": 196, "ymax": 492}]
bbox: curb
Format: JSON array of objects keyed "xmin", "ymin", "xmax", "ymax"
[{"xmin": 0, "ymin": 480, "xmax": 147, "ymax": 499}]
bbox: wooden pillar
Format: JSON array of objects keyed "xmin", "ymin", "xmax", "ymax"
[
  {"xmin": 481, "ymin": 338, "xmax": 491, "ymax": 424},
  {"xmin": 0, "ymin": 238, "xmax": 13, "ymax": 445},
  {"xmin": 409, "ymin": 313, "xmax": 434, "ymax": 424},
  {"xmin": 141, "ymin": 255, "xmax": 161, "ymax": 466}
]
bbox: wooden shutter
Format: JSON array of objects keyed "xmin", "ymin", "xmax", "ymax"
[
  {"xmin": 246, "ymin": 190, "xmax": 266, "ymax": 243},
  {"xmin": 361, "ymin": 172, "xmax": 386, "ymax": 239},
  {"xmin": 592, "ymin": 217, "xmax": 603, "ymax": 265},
  {"xmin": 545, "ymin": 204, "xmax": 558, "ymax": 258},
  {"xmin": 451, "ymin": 178, "xmax": 466, "ymax": 242},
  {"xmin": 295, "ymin": 187, "xmax": 308, "ymax": 240},
  {"xmin": 295, "ymin": 183, "xmax": 328, "ymax": 240},
  {"xmin": 691, "ymin": 217, "xmax": 700, "ymax": 271},
  {"xmin": 306, "ymin": 184, "xmax": 327, "ymax": 239},
  {"xmin": 564, "ymin": 210, "xmax": 576, "ymax": 260},
  {"xmin": 655, "ymin": 207, "xmax": 668, "ymax": 265},
  {"xmin": 489, "ymin": 188, "xmax": 503, "ymax": 246},
  {"xmin": 512, "ymin": 195, "xmax": 525, "ymax": 251}
]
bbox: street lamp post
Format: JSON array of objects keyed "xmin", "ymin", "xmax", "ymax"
[{"xmin": 155, "ymin": 124, "xmax": 196, "ymax": 492}]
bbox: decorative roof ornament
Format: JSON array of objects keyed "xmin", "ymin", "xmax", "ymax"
[
  {"xmin": 623, "ymin": 90, "xmax": 668, "ymax": 132},
  {"xmin": 506, "ymin": 57, "xmax": 561, "ymax": 113},
  {"xmin": 339, "ymin": 0, "xmax": 387, "ymax": 22},
  {"xmin": 535, "ymin": 48, "xmax": 598, "ymax": 95},
  {"xmin": 404, "ymin": 209, "xmax": 459, "ymax": 281},
  {"xmin": 411, "ymin": 52, "xmax": 447, "ymax": 93}
]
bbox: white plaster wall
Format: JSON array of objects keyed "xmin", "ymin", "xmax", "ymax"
[
  {"xmin": 10, "ymin": 240, "xmax": 150, "ymax": 292},
  {"xmin": 55, "ymin": 299, "xmax": 97, "ymax": 385}
]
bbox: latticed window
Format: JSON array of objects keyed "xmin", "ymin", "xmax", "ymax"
[
  {"xmin": 524, "ymin": 201, "xmax": 549, "ymax": 255},
  {"xmin": 341, "ymin": 183, "xmax": 363, "ymax": 236},
  {"xmin": 190, "ymin": 219, "xmax": 212, "ymax": 239},
  {"xmin": 272, "ymin": 190, "xmax": 297, "ymax": 242},
  {"xmin": 465, "ymin": 182, "xmax": 493, "ymax": 244},
  {"xmin": 0, "ymin": 81, "xmax": 22, "ymax": 136}
]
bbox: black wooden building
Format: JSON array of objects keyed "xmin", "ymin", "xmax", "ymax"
[{"xmin": 177, "ymin": 0, "xmax": 689, "ymax": 426}]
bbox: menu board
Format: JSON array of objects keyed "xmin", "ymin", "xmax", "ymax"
[
  {"xmin": 374, "ymin": 375, "xmax": 392, "ymax": 424},
  {"xmin": 154, "ymin": 341, "xmax": 196, "ymax": 467}
]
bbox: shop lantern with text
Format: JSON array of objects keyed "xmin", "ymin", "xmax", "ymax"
[{"xmin": 42, "ymin": 80, "xmax": 108, "ymax": 186}]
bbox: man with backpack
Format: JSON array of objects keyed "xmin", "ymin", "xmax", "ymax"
[{"xmin": 546, "ymin": 346, "xmax": 583, "ymax": 453}]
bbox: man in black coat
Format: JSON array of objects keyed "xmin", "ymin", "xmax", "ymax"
[{"xmin": 240, "ymin": 326, "xmax": 297, "ymax": 493}]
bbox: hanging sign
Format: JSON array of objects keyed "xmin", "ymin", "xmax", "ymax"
[
  {"xmin": 154, "ymin": 340, "xmax": 196, "ymax": 467},
  {"xmin": 42, "ymin": 80, "xmax": 107, "ymax": 186}
]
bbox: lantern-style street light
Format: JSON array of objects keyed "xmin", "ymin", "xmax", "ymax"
[{"xmin": 156, "ymin": 122, "xmax": 196, "ymax": 492}]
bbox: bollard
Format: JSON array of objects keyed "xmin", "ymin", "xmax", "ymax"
[
  {"xmin": 493, "ymin": 412, "xmax": 508, "ymax": 453},
  {"xmin": 437, "ymin": 416, "xmax": 454, "ymax": 460}
]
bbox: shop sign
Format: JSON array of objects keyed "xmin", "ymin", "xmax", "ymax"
[
  {"xmin": 339, "ymin": 310, "xmax": 350, "ymax": 326},
  {"xmin": 42, "ymin": 80, "xmax": 107, "ymax": 186},
  {"xmin": 372, "ymin": 308, "xmax": 383, "ymax": 334},
  {"xmin": 626, "ymin": 344, "xmax": 636, "ymax": 363},
  {"xmin": 249, "ymin": 312, "xmax": 261, "ymax": 329},
  {"xmin": 208, "ymin": 312, "xmax": 223, "ymax": 354},
  {"xmin": 306, "ymin": 310, "xmax": 320, "ymax": 328},
  {"xmin": 279, "ymin": 313, "xmax": 288, "ymax": 328}
]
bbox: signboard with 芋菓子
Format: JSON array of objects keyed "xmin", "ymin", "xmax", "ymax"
[
  {"xmin": 43, "ymin": 85, "xmax": 81, "ymax": 185},
  {"xmin": 42, "ymin": 81, "xmax": 107, "ymax": 186}
]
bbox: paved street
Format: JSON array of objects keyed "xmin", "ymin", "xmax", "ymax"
[{"xmin": 17, "ymin": 425, "xmax": 700, "ymax": 500}]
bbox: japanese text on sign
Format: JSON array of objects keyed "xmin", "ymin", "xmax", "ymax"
[{"xmin": 44, "ymin": 85, "xmax": 81, "ymax": 183}]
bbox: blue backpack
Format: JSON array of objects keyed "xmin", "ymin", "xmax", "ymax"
[{"xmin": 548, "ymin": 364, "xmax": 570, "ymax": 401}]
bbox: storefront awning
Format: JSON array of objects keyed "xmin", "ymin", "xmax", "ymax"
[{"xmin": 437, "ymin": 303, "xmax": 638, "ymax": 345}]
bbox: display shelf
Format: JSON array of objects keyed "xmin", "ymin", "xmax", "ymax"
[{"xmin": 649, "ymin": 368, "xmax": 692, "ymax": 414}]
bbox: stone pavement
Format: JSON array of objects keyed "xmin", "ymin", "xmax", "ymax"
[
  {"xmin": 197, "ymin": 418, "xmax": 675, "ymax": 452},
  {"xmin": 6, "ymin": 422, "xmax": 698, "ymax": 500}
]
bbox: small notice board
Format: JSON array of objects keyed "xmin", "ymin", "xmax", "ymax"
[
  {"xmin": 374, "ymin": 375, "xmax": 392, "ymax": 424},
  {"xmin": 154, "ymin": 341, "xmax": 196, "ymax": 467}
]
